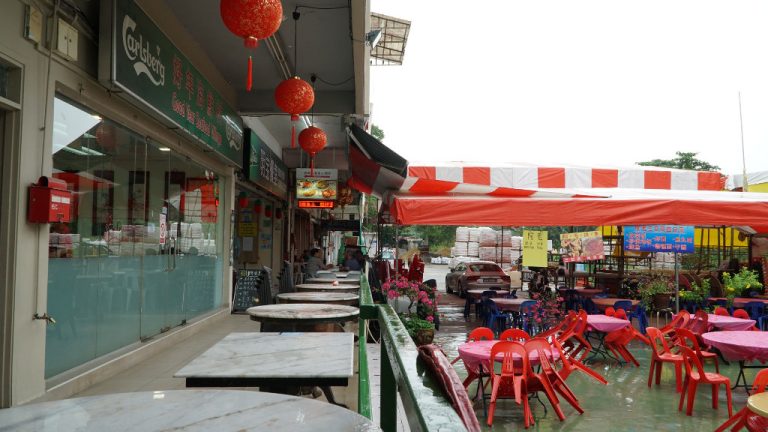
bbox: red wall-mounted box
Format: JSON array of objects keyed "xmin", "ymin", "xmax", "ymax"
[{"xmin": 28, "ymin": 176, "xmax": 72, "ymax": 223}]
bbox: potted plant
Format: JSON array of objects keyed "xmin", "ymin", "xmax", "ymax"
[
  {"xmin": 638, "ymin": 274, "xmax": 673, "ymax": 310},
  {"xmin": 679, "ymin": 279, "xmax": 709, "ymax": 311},
  {"xmin": 400, "ymin": 314, "xmax": 436, "ymax": 345},
  {"xmin": 380, "ymin": 276, "xmax": 420, "ymax": 314},
  {"xmin": 723, "ymin": 267, "xmax": 763, "ymax": 307}
]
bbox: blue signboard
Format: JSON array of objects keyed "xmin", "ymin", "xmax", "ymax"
[{"xmin": 624, "ymin": 225, "xmax": 695, "ymax": 254}]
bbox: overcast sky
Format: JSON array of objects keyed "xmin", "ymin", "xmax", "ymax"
[{"xmin": 370, "ymin": 0, "xmax": 768, "ymax": 175}]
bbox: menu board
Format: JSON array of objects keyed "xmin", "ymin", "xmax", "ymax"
[
  {"xmin": 560, "ymin": 230, "xmax": 605, "ymax": 263},
  {"xmin": 296, "ymin": 168, "xmax": 338, "ymax": 201},
  {"xmin": 623, "ymin": 225, "xmax": 694, "ymax": 254},
  {"xmin": 232, "ymin": 269, "xmax": 268, "ymax": 313},
  {"xmin": 522, "ymin": 230, "xmax": 548, "ymax": 268}
]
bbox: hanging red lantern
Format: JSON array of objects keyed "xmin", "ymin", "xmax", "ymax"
[
  {"xmin": 220, "ymin": 0, "xmax": 283, "ymax": 91},
  {"xmin": 298, "ymin": 126, "xmax": 327, "ymax": 176},
  {"xmin": 274, "ymin": 77, "xmax": 314, "ymax": 148},
  {"xmin": 253, "ymin": 199, "xmax": 262, "ymax": 214},
  {"xmin": 237, "ymin": 192, "xmax": 249, "ymax": 208},
  {"xmin": 275, "ymin": 208, "xmax": 282, "ymax": 220},
  {"xmin": 265, "ymin": 205, "xmax": 273, "ymax": 218}
]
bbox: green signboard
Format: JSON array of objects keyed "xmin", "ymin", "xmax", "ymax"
[
  {"xmin": 99, "ymin": 0, "xmax": 243, "ymax": 166},
  {"xmin": 245, "ymin": 130, "xmax": 288, "ymax": 199}
]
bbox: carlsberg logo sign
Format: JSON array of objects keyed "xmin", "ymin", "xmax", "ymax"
[{"xmin": 122, "ymin": 15, "xmax": 165, "ymax": 86}]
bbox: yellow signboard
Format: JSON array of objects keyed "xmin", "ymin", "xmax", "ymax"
[{"xmin": 522, "ymin": 230, "xmax": 548, "ymax": 268}]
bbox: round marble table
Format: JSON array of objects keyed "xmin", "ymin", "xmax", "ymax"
[
  {"xmin": 247, "ymin": 303, "xmax": 359, "ymax": 332},
  {"xmin": 306, "ymin": 278, "xmax": 361, "ymax": 285},
  {"xmin": 0, "ymin": 390, "xmax": 379, "ymax": 432},
  {"xmin": 295, "ymin": 283, "xmax": 360, "ymax": 293},
  {"xmin": 276, "ymin": 292, "xmax": 359, "ymax": 306}
]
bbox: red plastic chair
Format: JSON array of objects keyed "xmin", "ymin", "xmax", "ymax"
[
  {"xmin": 499, "ymin": 328, "xmax": 531, "ymax": 342},
  {"xmin": 486, "ymin": 341, "xmax": 531, "ymax": 427},
  {"xmin": 677, "ymin": 345, "xmax": 733, "ymax": 417},
  {"xmin": 614, "ymin": 308, "xmax": 628, "ymax": 320},
  {"xmin": 675, "ymin": 327, "xmax": 719, "ymax": 373},
  {"xmin": 550, "ymin": 337, "xmax": 608, "ymax": 385},
  {"xmin": 646, "ymin": 327, "xmax": 684, "ymax": 393},
  {"xmin": 559, "ymin": 310, "xmax": 592, "ymax": 362},
  {"xmin": 524, "ymin": 338, "xmax": 584, "ymax": 424},
  {"xmin": 686, "ymin": 310, "xmax": 710, "ymax": 337},
  {"xmin": 660, "ymin": 310, "xmax": 690, "ymax": 337},
  {"xmin": 714, "ymin": 307, "xmax": 730, "ymax": 316},
  {"xmin": 732, "ymin": 308, "xmax": 761, "ymax": 331},
  {"xmin": 715, "ymin": 369, "xmax": 768, "ymax": 432},
  {"xmin": 604, "ymin": 326, "xmax": 639, "ymax": 367},
  {"xmin": 605, "ymin": 306, "xmax": 616, "ymax": 317},
  {"xmin": 452, "ymin": 327, "xmax": 495, "ymax": 391}
]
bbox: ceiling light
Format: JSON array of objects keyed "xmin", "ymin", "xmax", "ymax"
[{"xmin": 158, "ymin": 147, "xmax": 171, "ymax": 152}]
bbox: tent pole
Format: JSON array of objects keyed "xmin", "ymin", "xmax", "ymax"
[{"xmin": 675, "ymin": 252, "xmax": 680, "ymax": 314}]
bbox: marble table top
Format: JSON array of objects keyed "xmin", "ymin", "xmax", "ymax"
[
  {"xmin": 295, "ymin": 284, "xmax": 360, "ymax": 293},
  {"xmin": 0, "ymin": 389, "xmax": 379, "ymax": 431},
  {"xmin": 277, "ymin": 292, "xmax": 359, "ymax": 303},
  {"xmin": 175, "ymin": 332, "xmax": 354, "ymax": 381},
  {"xmin": 247, "ymin": 304, "xmax": 359, "ymax": 323},
  {"xmin": 306, "ymin": 278, "xmax": 361, "ymax": 285}
]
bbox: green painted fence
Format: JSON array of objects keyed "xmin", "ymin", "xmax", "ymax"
[{"xmin": 357, "ymin": 270, "xmax": 466, "ymax": 431}]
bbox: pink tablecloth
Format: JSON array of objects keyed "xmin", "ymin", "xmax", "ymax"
[
  {"xmin": 457, "ymin": 340, "xmax": 558, "ymax": 372},
  {"xmin": 586, "ymin": 315, "xmax": 630, "ymax": 333},
  {"xmin": 701, "ymin": 331, "xmax": 768, "ymax": 362},
  {"xmin": 492, "ymin": 298, "xmax": 529, "ymax": 312},
  {"xmin": 705, "ymin": 314, "xmax": 756, "ymax": 331}
]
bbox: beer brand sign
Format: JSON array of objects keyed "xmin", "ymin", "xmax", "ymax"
[{"xmin": 99, "ymin": 0, "xmax": 243, "ymax": 166}]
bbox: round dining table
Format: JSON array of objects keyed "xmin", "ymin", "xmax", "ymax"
[
  {"xmin": 247, "ymin": 303, "xmax": 359, "ymax": 332},
  {"xmin": 702, "ymin": 331, "xmax": 768, "ymax": 391},
  {"xmin": 574, "ymin": 288, "xmax": 605, "ymax": 298},
  {"xmin": 276, "ymin": 292, "xmax": 359, "ymax": 306},
  {"xmin": 704, "ymin": 314, "xmax": 756, "ymax": 331},
  {"xmin": 492, "ymin": 297, "xmax": 530, "ymax": 312},
  {"xmin": 306, "ymin": 278, "xmax": 361, "ymax": 285},
  {"xmin": 295, "ymin": 283, "xmax": 360, "ymax": 293},
  {"xmin": 585, "ymin": 315, "xmax": 630, "ymax": 333},
  {"xmin": 457, "ymin": 340, "xmax": 559, "ymax": 373},
  {"xmin": 591, "ymin": 298, "xmax": 640, "ymax": 312},
  {"xmin": 466, "ymin": 289, "xmax": 511, "ymax": 300},
  {"xmin": 0, "ymin": 390, "xmax": 380, "ymax": 432}
]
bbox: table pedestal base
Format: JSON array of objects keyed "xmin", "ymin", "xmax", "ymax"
[{"xmin": 732, "ymin": 360, "xmax": 763, "ymax": 394}]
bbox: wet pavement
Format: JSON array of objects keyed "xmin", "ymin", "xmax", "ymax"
[{"xmin": 424, "ymin": 263, "xmax": 758, "ymax": 431}]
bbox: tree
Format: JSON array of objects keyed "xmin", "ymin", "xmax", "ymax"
[
  {"xmin": 371, "ymin": 124, "xmax": 385, "ymax": 141},
  {"xmin": 637, "ymin": 151, "xmax": 720, "ymax": 172}
]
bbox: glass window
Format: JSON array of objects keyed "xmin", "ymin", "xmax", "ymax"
[
  {"xmin": 469, "ymin": 264, "xmax": 502, "ymax": 272},
  {"xmin": 46, "ymin": 96, "xmax": 225, "ymax": 378}
]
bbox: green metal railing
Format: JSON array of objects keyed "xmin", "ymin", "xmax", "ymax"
[{"xmin": 358, "ymin": 271, "xmax": 466, "ymax": 431}]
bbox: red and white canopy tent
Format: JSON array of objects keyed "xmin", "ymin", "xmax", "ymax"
[
  {"xmin": 346, "ymin": 126, "xmax": 768, "ymax": 230},
  {"xmin": 350, "ymin": 159, "xmax": 768, "ymax": 232}
]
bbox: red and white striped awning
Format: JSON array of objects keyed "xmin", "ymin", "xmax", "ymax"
[{"xmin": 405, "ymin": 163, "xmax": 726, "ymax": 194}]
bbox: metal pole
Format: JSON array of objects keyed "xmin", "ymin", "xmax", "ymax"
[
  {"xmin": 674, "ymin": 252, "xmax": 680, "ymax": 314},
  {"xmin": 739, "ymin": 92, "xmax": 749, "ymax": 192}
]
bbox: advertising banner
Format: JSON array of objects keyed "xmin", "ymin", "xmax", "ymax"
[
  {"xmin": 522, "ymin": 230, "xmax": 548, "ymax": 268},
  {"xmin": 99, "ymin": 0, "xmax": 244, "ymax": 166},
  {"xmin": 296, "ymin": 168, "xmax": 338, "ymax": 202},
  {"xmin": 560, "ymin": 230, "xmax": 605, "ymax": 263},
  {"xmin": 246, "ymin": 130, "xmax": 288, "ymax": 199},
  {"xmin": 623, "ymin": 225, "xmax": 695, "ymax": 254}
]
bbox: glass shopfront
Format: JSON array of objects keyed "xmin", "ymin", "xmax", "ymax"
[{"xmin": 46, "ymin": 96, "xmax": 225, "ymax": 378}]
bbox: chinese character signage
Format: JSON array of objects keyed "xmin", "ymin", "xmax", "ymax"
[
  {"xmin": 522, "ymin": 230, "xmax": 548, "ymax": 268},
  {"xmin": 99, "ymin": 0, "xmax": 244, "ymax": 166},
  {"xmin": 623, "ymin": 225, "xmax": 695, "ymax": 254},
  {"xmin": 244, "ymin": 130, "xmax": 288, "ymax": 200},
  {"xmin": 296, "ymin": 168, "xmax": 338, "ymax": 203},
  {"xmin": 560, "ymin": 231, "xmax": 605, "ymax": 263}
]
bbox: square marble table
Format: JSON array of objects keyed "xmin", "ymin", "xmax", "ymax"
[{"xmin": 175, "ymin": 332, "xmax": 354, "ymax": 389}]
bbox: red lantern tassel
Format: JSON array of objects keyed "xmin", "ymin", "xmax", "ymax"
[
  {"xmin": 247, "ymin": 56, "xmax": 253, "ymax": 91},
  {"xmin": 310, "ymin": 156, "xmax": 315, "ymax": 176},
  {"xmin": 290, "ymin": 114, "xmax": 298, "ymax": 148}
]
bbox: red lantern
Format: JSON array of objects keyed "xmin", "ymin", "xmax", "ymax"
[
  {"xmin": 238, "ymin": 192, "xmax": 249, "ymax": 208},
  {"xmin": 265, "ymin": 205, "xmax": 273, "ymax": 218},
  {"xmin": 298, "ymin": 126, "xmax": 327, "ymax": 175},
  {"xmin": 274, "ymin": 77, "xmax": 314, "ymax": 148},
  {"xmin": 275, "ymin": 208, "xmax": 282, "ymax": 220},
  {"xmin": 253, "ymin": 199, "xmax": 262, "ymax": 214},
  {"xmin": 220, "ymin": 0, "xmax": 283, "ymax": 91}
]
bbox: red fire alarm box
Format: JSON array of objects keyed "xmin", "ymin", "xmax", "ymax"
[{"xmin": 28, "ymin": 176, "xmax": 72, "ymax": 223}]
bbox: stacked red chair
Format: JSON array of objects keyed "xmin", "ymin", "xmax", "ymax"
[
  {"xmin": 486, "ymin": 341, "xmax": 532, "ymax": 427},
  {"xmin": 675, "ymin": 327, "xmax": 719, "ymax": 372}
]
